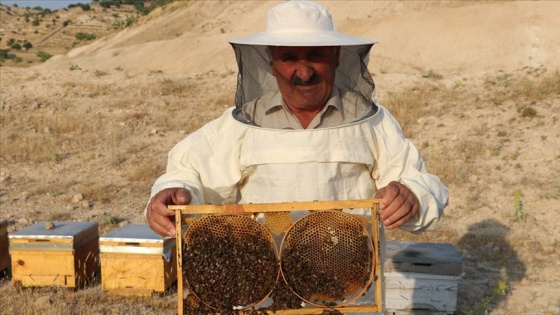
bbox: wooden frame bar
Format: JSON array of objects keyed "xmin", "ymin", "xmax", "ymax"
[{"xmin": 170, "ymin": 199, "xmax": 383, "ymax": 315}]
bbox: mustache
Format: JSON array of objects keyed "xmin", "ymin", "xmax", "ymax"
[{"xmin": 290, "ymin": 74, "xmax": 322, "ymax": 86}]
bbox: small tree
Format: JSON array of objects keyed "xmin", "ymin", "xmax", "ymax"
[
  {"xmin": 23, "ymin": 42, "xmax": 33, "ymax": 51},
  {"xmin": 11, "ymin": 43, "xmax": 22, "ymax": 50},
  {"xmin": 0, "ymin": 49, "xmax": 9, "ymax": 63},
  {"xmin": 79, "ymin": 3, "xmax": 92, "ymax": 11},
  {"xmin": 75, "ymin": 32, "xmax": 96, "ymax": 41},
  {"xmin": 36, "ymin": 50, "xmax": 52, "ymax": 62}
]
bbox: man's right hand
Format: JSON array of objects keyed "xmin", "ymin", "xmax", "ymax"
[{"xmin": 146, "ymin": 188, "xmax": 191, "ymax": 237}]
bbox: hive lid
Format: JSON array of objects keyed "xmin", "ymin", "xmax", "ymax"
[
  {"xmin": 9, "ymin": 221, "xmax": 98, "ymax": 250},
  {"xmin": 384, "ymin": 241, "xmax": 462, "ymax": 276},
  {"xmin": 100, "ymin": 224, "xmax": 169, "ymax": 243},
  {"xmin": 100, "ymin": 224, "xmax": 174, "ymax": 255},
  {"xmin": 9, "ymin": 221, "xmax": 98, "ymax": 240}
]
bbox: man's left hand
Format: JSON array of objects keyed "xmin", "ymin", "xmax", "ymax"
[{"xmin": 376, "ymin": 181, "xmax": 420, "ymax": 230}]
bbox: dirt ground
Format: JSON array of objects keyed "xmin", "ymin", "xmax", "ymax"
[{"xmin": 1, "ymin": 1, "xmax": 559, "ymax": 314}]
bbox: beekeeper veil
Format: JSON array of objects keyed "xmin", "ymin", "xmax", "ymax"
[{"xmin": 228, "ymin": 0, "xmax": 379, "ymax": 124}]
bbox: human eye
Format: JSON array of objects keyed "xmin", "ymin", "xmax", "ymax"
[
  {"xmin": 308, "ymin": 50, "xmax": 326, "ymax": 61},
  {"xmin": 281, "ymin": 53, "xmax": 297, "ymax": 62}
]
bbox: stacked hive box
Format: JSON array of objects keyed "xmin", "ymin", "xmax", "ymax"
[
  {"xmin": 99, "ymin": 224, "xmax": 176, "ymax": 296},
  {"xmin": 9, "ymin": 221, "xmax": 99, "ymax": 287},
  {"xmin": 0, "ymin": 219, "xmax": 9, "ymax": 272},
  {"xmin": 384, "ymin": 241, "xmax": 463, "ymax": 315}
]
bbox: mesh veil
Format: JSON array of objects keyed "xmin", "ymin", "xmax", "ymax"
[{"xmin": 230, "ymin": 43, "xmax": 379, "ymax": 124}]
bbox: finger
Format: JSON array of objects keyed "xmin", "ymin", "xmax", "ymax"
[
  {"xmin": 172, "ymin": 189, "xmax": 190, "ymax": 205},
  {"xmin": 154, "ymin": 203, "xmax": 176, "ymax": 235},
  {"xmin": 379, "ymin": 183, "xmax": 403, "ymax": 220},
  {"xmin": 384, "ymin": 209, "xmax": 415, "ymax": 230},
  {"xmin": 383, "ymin": 192, "xmax": 419, "ymax": 230},
  {"xmin": 149, "ymin": 207, "xmax": 176, "ymax": 237},
  {"xmin": 378, "ymin": 182, "xmax": 400, "ymax": 210},
  {"xmin": 147, "ymin": 208, "xmax": 169, "ymax": 237},
  {"xmin": 380, "ymin": 200, "xmax": 406, "ymax": 227},
  {"xmin": 148, "ymin": 215, "xmax": 172, "ymax": 237},
  {"xmin": 148, "ymin": 195, "xmax": 177, "ymax": 237}
]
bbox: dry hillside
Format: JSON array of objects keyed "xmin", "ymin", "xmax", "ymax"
[
  {"xmin": 0, "ymin": 2, "xmax": 151, "ymax": 63},
  {"xmin": 1, "ymin": 1, "xmax": 559, "ymax": 314}
]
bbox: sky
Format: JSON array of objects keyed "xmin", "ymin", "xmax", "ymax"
[{"xmin": 0, "ymin": 0, "xmax": 92, "ymax": 10}]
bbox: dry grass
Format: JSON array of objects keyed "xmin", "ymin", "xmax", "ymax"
[
  {"xmin": 381, "ymin": 69, "xmax": 560, "ymax": 190},
  {"xmin": 0, "ymin": 280, "xmax": 176, "ymax": 315},
  {"xmin": 1, "ymin": 66, "xmax": 559, "ymax": 314}
]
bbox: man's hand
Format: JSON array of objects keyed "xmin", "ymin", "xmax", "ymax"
[
  {"xmin": 146, "ymin": 188, "xmax": 191, "ymax": 237},
  {"xmin": 376, "ymin": 181, "xmax": 419, "ymax": 230}
]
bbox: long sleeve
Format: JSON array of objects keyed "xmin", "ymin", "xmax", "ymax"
[
  {"xmin": 147, "ymin": 108, "xmax": 244, "ymax": 210},
  {"xmin": 372, "ymin": 106, "xmax": 449, "ymax": 233}
]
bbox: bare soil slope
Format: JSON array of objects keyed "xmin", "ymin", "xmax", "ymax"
[{"xmin": 1, "ymin": 1, "xmax": 559, "ymax": 314}]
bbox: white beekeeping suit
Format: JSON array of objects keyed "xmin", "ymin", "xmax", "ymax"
[{"xmin": 149, "ymin": 0, "xmax": 448, "ymax": 233}]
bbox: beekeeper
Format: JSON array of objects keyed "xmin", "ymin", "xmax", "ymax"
[{"xmin": 146, "ymin": 0, "xmax": 448, "ymax": 237}]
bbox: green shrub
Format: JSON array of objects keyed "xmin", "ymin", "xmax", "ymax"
[
  {"xmin": 0, "ymin": 49, "xmax": 9, "ymax": 62},
  {"xmin": 520, "ymin": 107, "xmax": 537, "ymax": 118},
  {"xmin": 75, "ymin": 32, "xmax": 96, "ymax": 41},
  {"xmin": 36, "ymin": 50, "xmax": 52, "ymax": 62}
]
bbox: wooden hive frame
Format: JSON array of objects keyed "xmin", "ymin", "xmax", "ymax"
[
  {"xmin": 171, "ymin": 199, "xmax": 383, "ymax": 315},
  {"xmin": 0, "ymin": 219, "xmax": 9, "ymax": 272}
]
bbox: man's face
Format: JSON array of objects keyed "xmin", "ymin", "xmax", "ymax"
[{"xmin": 269, "ymin": 46, "xmax": 340, "ymax": 112}]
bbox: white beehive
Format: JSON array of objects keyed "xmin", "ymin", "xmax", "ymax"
[{"xmin": 384, "ymin": 241, "xmax": 463, "ymax": 315}]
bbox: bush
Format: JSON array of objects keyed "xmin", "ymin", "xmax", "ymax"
[
  {"xmin": 75, "ymin": 32, "xmax": 96, "ymax": 41},
  {"xmin": 36, "ymin": 50, "xmax": 52, "ymax": 62},
  {"xmin": 520, "ymin": 107, "xmax": 537, "ymax": 118},
  {"xmin": 0, "ymin": 49, "xmax": 9, "ymax": 62}
]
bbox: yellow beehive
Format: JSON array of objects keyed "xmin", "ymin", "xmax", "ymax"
[
  {"xmin": 99, "ymin": 224, "xmax": 176, "ymax": 296},
  {"xmin": 9, "ymin": 221, "xmax": 99, "ymax": 288},
  {"xmin": 0, "ymin": 219, "xmax": 9, "ymax": 272}
]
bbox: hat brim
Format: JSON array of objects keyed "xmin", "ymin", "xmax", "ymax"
[{"xmin": 229, "ymin": 30, "xmax": 377, "ymax": 46}]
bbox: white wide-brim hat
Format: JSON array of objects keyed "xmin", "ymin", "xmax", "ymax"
[{"xmin": 229, "ymin": 0, "xmax": 377, "ymax": 46}]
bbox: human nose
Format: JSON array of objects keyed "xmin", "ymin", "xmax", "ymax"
[{"xmin": 294, "ymin": 61, "xmax": 314, "ymax": 82}]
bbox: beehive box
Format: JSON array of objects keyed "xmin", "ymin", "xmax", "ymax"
[
  {"xmin": 384, "ymin": 241, "xmax": 463, "ymax": 315},
  {"xmin": 0, "ymin": 219, "xmax": 9, "ymax": 272},
  {"xmin": 171, "ymin": 200, "xmax": 383, "ymax": 315},
  {"xmin": 9, "ymin": 221, "xmax": 99, "ymax": 288},
  {"xmin": 99, "ymin": 224, "xmax": 176, "ymax": 296}
]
